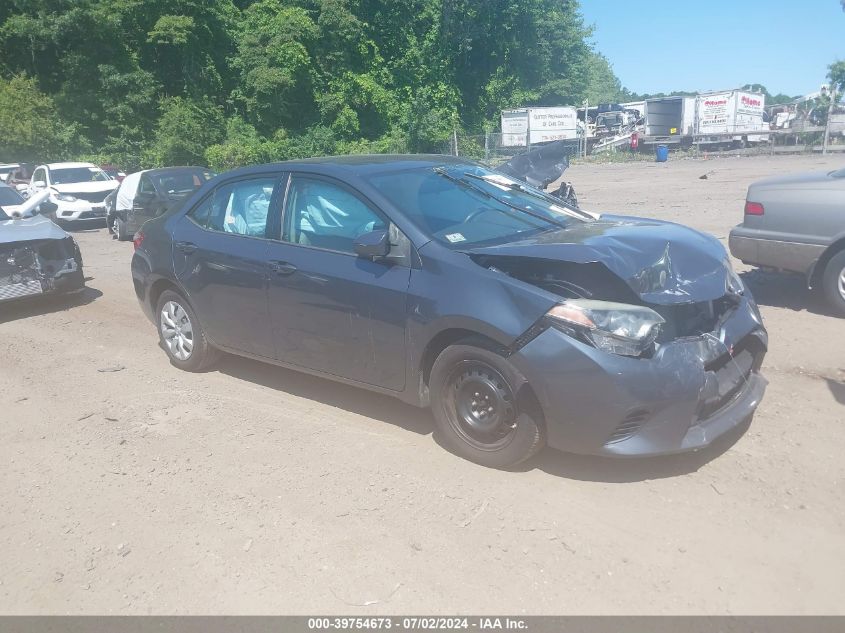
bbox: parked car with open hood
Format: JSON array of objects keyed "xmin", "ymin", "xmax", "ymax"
[
  {"xmin": 131, "ymin": 155, "xmax": 767, "ymax": 468},
  {"xmin": 729, "ymin": 167, "xmax": 845, "ymax": 316},
  {"xmin": 28, "ymin": 162, "xmax": 119, "ymax": 224},
  {"xmin": 107, "ymin": 166, "xmax": 215, "ymax": 240},
  {"xmin": 0, "ymin": 182, "xmax": 85, "ymax": 303}
]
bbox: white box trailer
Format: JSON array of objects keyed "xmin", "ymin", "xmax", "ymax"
[
  {"xmin": 643, "ymin": 97, "xmax": 696, "ymax": 137},
  {"xmin": 696, "ymin": 90, "xmax": 767, "ymax": 144},
  {"xmin": 500, "ymin": 106, "xmax": 578, "ymax": 146}
]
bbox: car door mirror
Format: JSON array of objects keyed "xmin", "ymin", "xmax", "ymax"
[
  {"xmin": 353, "ymin": 229, "xmax": 390, "ymax": 259},
  {"xmin": 33, "ymin": 180, "xmax": 46, "ymax": 189},
  {"xmin": 15, "ymin": 183, "xmax": 28, "ymax": 193}
]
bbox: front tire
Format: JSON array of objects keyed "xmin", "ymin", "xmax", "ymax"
[
  {"xmin": 429, "ymin": 343, "xmax": 545, "ymax": 468},
  {"xmin": 821, "ymin": 251, "xmax": 845, "ymax": 317},
  {"xmin": 155, "ymin": 290, "xmax": 219, "ymax": 371}
]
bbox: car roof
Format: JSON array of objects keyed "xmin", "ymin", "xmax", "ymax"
[
  {"xmin": 143, "ymin": 166, "xmax": 211, "ymax": 177},
  {"xmin": 42, "ymin": 162, "xmax": 99, "ymax": 169},
  {"xmin": 224, "ymin": 154, "xmax": 473, "ymax": 180}
]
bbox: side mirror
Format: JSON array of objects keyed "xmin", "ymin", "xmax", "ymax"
[
  {"xmin": 353, "ymin": 229, "xmax": 390, "ymax": 259},
  {"xmin": 33, "ymin": 180, "xmax": 46, "ymax": 189}
]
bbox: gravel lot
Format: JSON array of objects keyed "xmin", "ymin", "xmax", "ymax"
[{"xmin": 1, "ymin": 154, "xmax": 843, "ymax": 615}]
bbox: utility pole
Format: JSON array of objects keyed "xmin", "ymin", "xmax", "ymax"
[{"xmin": 823, "ymin": 87, "xmax": 836, "ymax": 155}]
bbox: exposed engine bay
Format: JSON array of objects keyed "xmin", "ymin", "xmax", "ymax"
[
  {"xmin": 474, "ymin": 254, "xmax": 742, "ymax": 345},
  {"xmin": 0, "ymin": 237, "xmax": 82, "ymax": 302}
]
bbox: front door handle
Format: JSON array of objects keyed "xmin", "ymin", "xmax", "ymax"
[
  {"xmin": 269, "ymin": 260, "xmax": 297, "ymax": 275},
  {"xmin": 175, "ymin": 241, "xmax": 197, "ymax": 254}
]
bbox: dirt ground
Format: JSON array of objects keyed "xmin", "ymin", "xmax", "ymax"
[{"xmin": 1, "ymin": 154, "xmax": 843, "ymax": 615}]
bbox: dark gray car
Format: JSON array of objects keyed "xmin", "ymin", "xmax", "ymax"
[
  {"xmin": 729, "ymin": 167, "xmax": 845, "ymax": 315},
  {"xmin": 131, "ymin": 155, "xmax": 767, "ymax": 468},
  {"xmin": 107, "ymin": 167, "xmax": 215, "ymax": 240}
]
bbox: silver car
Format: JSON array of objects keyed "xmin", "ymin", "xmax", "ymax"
[{"xmin": 729, "ymin": 167, "xmax": 845, "ymax": 316}]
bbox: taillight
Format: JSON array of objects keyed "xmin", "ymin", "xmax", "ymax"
[
  {"xmin": 133, "ymin": 231, "xmax": 144, "ymax": 250},
  {"xmin": 745, "ymin": 201, "xmax": 764, "ymax": 215}
]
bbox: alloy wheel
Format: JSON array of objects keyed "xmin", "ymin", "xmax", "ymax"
[
  {"xmin": 839, "ymin": 267, "xmax": 845, "ymax": 301},
  {"xmin": 160, "ymin": 300, "xmax": 194, "ymax": 361}
]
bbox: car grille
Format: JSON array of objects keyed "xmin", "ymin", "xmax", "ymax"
[
  {"xmin": 605, "ymin": 408, "xmax": 651, "ymax": 445},
  {"xmin": 77, "ymin": 210, "xmax": 106, "ymax": 219},
  {"xmin": 0, "ymin": 280, "xmax": 43, "ymax": 301},
  {"xmin": 652, "ymin": 295, "xmax": 738, "ymax": 341},
  {"xmin": 67, "ymin": 191, "xmax": 109, "ymax": 203},
  {"xmin": 697, "ymin": 336, "xmax": 763, "ymax": 420}
]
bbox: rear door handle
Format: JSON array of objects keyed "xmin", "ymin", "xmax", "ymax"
[
  {"xmin": 269, "ymin": 260, "xmax": 297, "ymax": 275},
  {"xmin": 175, "ymin": 241, "xmax": 197, "ymax": 254}
]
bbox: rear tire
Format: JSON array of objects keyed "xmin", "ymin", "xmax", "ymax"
[
  {"xmin": 155, "ymin": 290, "xmax": 219, "ymax": 371},
  {"xmin": 113, "ymin": 216, "xmax": 130, "ymax": 241},
  {"xmin": 429, "ymin": 343, "xmax": 544, "ymax": 468},
  {"xmin": 821, "ymin": 250, "xmax": 845, "ymax": 317}
]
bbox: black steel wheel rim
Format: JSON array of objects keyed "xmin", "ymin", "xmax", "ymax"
[{"xmin": 444, "ymin": 360, "xmax": 518, "ymax": 451}]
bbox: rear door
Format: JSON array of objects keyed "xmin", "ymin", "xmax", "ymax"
[
  {"xmin": 170, "ymin": 174, "xmax": 284, "ymax": 358},
  {"xmin": 129, "ymin": 174, "xmax": 160, "ymax": 233},
  {"xmin": 265, "ymin": 173, "xmax": 411, "ymax": 390}
]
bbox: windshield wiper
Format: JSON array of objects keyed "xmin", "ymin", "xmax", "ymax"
[
  {"xmin": 433, "ymin": 167, "xmax": 567, "ymax": 230},
  {"xmin": 461, "ymin": 171, "xmax": 595, "ymax": 221}
]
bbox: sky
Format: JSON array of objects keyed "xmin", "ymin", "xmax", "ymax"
[{"xmin": 579, "ymin": 0, "xmax": 844, "ymax": 98}]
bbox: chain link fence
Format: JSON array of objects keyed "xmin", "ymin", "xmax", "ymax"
[{"xmin": 438, "ymin": 133, "xmax": 586, "ymax": 165}]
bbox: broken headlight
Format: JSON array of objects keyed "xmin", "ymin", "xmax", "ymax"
[{"xmin": 546, "ymin": 300, "xmax": 665, "ymax": 358}]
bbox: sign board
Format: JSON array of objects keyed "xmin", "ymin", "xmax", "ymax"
[
  {"xmin": 697, "ymin": 92, "xmax": 732, "ymax": 132},
  {"xmin": 501, "ymin": 109, "xmax": 528, "ymax": 147},
  {"xmin": 527, "ymin": 107, "xmax": 578, "ymax": 144}
]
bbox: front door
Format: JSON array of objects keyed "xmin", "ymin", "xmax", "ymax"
[
  {"xmin": 171, "ymin": 175, "xmax": 283, "ymax": 358},
  {"xmin": 266, "ymin": 174, "xmax": 411, "ymax": 391}
]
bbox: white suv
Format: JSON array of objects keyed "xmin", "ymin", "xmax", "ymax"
[{"xmin": 29, "ymin": 162, "xmax": 119, "ymax": 222}]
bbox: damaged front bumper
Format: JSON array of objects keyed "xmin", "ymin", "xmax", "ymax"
[
  {"xmin": 0, "ymin": 238, "xmax": 84, "ymax": 302},
  {"xmin": 508, "ymin": 294, "xmax": 767, "ymax": 457}
]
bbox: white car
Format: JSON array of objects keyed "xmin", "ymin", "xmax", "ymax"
[
  {"xmin": 28, "ymin": 162, "xmax": 119, "ymax": 223},
  {"xmin": 0, "ymin": 163, "xmax": 20, "ymax": 183}
]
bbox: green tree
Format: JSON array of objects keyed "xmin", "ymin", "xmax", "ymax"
[
  {"xmin": 0, "ymin": 75, "xmax": 85, "ymax": 162},
  {"xmin": 145, "ymin": 97, "xmax": 224, "ymax": 166},
  {"xmin": 230, "ymin": 0, "xmax": 318, "ymax": 135},
  {"xmin": 584, "ymin": 52, "xmax": 624, "ymax": 104}
]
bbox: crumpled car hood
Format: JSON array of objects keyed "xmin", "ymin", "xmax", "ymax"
[
  {"xmin": 466, "ymin": 215, "xmax": 733, "ymax": 304},
  {"xmin": 0, "ymin": 214, "xmax": 70, "ymax": 244}
]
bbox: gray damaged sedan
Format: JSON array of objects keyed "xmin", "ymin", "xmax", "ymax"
[
  {"xmin": 0, "ymin": 184, "xmax": 85, "ymax": 303},
  {"xmin": 730, "ymin": 167, "xmax": 845, "ymax": 315},
  {"xmin": 132, "ymin": 157, "xmax": 767, "ymax": 467}
]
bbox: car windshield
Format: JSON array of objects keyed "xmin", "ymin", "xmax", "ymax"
[
  {"xmin": 151, "ymin": 169, "xmax": 215, "ymax": 195},
  {"xmin": 366, "ymin": 164, "xmax": 589, "ymax": 248},
  {"xmin": 0, "ymin": 186, "xmax": 24, "ymax": 217},
  {"xmin": 50, "ymin": 167, "xmax": 111, "ymax": 185}
]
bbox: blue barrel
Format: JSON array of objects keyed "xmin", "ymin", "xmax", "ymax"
[{"xmin": 655, "ymin": 144, "xmax": 669, "ymax": 162}]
